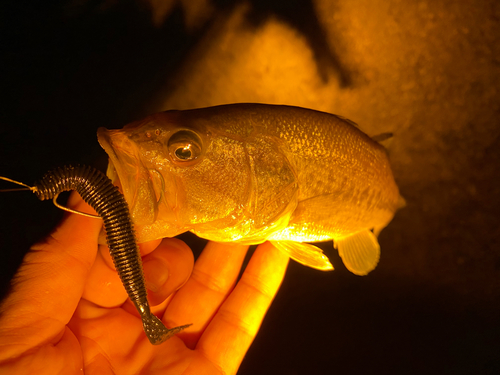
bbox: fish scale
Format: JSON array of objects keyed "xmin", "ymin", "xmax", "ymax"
[{"xmin": 98, "ymin": 103, "xmax": 403, "ymax": 275}]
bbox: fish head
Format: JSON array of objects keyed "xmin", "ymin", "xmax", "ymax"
[{"xmin": 97, "ymin": 110, "xmax": 252, "ymax": 242}]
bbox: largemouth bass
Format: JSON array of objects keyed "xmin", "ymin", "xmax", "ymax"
[{"xmin": 97, "ymin": 104, "xmax": 404, "ymax": 275}]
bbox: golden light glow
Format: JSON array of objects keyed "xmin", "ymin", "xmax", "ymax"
[{"xmin": 98, "ymin": 104, "xmax": 402, "ymax": 275}]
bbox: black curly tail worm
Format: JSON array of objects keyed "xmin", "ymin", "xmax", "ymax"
[{"xmin": 32, "ymin": 164, "xmax": 190, "ymax": 345}]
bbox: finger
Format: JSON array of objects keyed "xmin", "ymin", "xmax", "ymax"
[
  {"xmin": 97, "ymin": 238, "xmax": 162, "ymax": 271},
  {"xmin": 119, "ymin": 238, "xmax": 194, "ymax": 318},
  {"xmin": 142, "ymin": 238, "xmax": 194, "ymax": 307},
  {"xmin": 139, "ymin": 238, "xmax": 163, "ymax": 256},
  {"xmin": 81, "ymin": 245, "xmax": 128, "ymax": 308},
  {"xmin": 165, "ymin": 241, "xmax": 249, "ymax": 349},
  {"xmin": 87, "ymin": 237, "xmax": 192, "ymax": 316},
  {"xmin": 0, "ymin": 192, "xmax": 102, "ymax": 359},
  {"xmin": 197, "ymin": 242, "xmax": 289, "ymax": 374},
  {"xmin": 84, "ymin": 238, "xmax": 163, "ymax": 309}
]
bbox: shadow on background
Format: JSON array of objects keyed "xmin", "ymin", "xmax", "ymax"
[{"xmin": 212, "ymin": 0, "xmax": 351, "ymax": 84}]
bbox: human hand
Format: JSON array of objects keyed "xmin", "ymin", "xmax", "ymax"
[{"xmin": 0, "ymin": 193, "xmax": 289, "ymax": 374}]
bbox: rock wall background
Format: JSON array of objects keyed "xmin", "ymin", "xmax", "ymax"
[{"xmin": 1, "ymin": 1, "xmax": 499, "ymax": 373}]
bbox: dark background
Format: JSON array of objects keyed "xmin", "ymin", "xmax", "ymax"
[{"xmin": 1, "ymin": 1, "xmax": 499, "ymax": 374}]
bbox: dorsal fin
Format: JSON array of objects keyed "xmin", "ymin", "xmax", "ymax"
[
  {"xmin": 333, "ymin": 114, "xmax": 359, "ymax": 128},
  {"xmin": 371, "ymin": 132, "xmax": 393, "ymax": 143}
]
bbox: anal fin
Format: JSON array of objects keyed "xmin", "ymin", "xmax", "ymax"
[
  {"xmin": 335, "ymin": 230, "xmax": 380, "ymax": 276},
  {"xmin": 271, "ymin": 241, "xmax": 334, "ymax": 271}
]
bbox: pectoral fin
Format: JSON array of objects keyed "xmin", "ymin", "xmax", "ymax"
[
  {"xmin": 335, "ymin": 230, "xmax": 380, "ymax": 276},
  {"xmin": 271, "ymin": 241, "xmax": 334, "ymax": 271}
]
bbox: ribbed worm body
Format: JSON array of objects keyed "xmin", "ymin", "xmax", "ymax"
[{"xmin": 33, "ymin": 165, "xmax": 190, "ymax": 344}]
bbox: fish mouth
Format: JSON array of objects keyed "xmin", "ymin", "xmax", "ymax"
[{"xmin": 97, "ymin": 127, "xmax": 159, "ymax": 232}]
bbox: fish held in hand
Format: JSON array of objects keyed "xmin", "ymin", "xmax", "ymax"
[{"xmin": 97, "ymin": 104, "xmax": 404, "ymax": 275}]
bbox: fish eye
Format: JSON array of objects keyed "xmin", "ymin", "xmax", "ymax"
[{"xmin": 167, "ymin": 130, "xmax": 203, "ymax": 163}]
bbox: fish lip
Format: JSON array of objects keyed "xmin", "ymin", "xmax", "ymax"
[{"xmin": 97, "ymin": 127, "xmax": 157, "ymax": 225}]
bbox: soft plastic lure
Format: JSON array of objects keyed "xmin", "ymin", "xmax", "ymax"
[{"xmin": 1, "ymin": 164, "xmax": 190, "ymax": 345}]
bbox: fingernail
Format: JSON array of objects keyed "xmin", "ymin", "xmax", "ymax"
[{"xmin": 143, "ymin": 258, "xmax": 169, "ymax": 292}]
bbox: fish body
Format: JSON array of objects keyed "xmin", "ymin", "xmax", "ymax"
[{"xmin": 98, "ymin": 104, "xmax": 403, "ymax": 275}]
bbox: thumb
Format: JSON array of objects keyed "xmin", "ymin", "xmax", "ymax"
[{"xmin": 0, "ymin": 192, "xmax": 102, "ymax": 358}]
